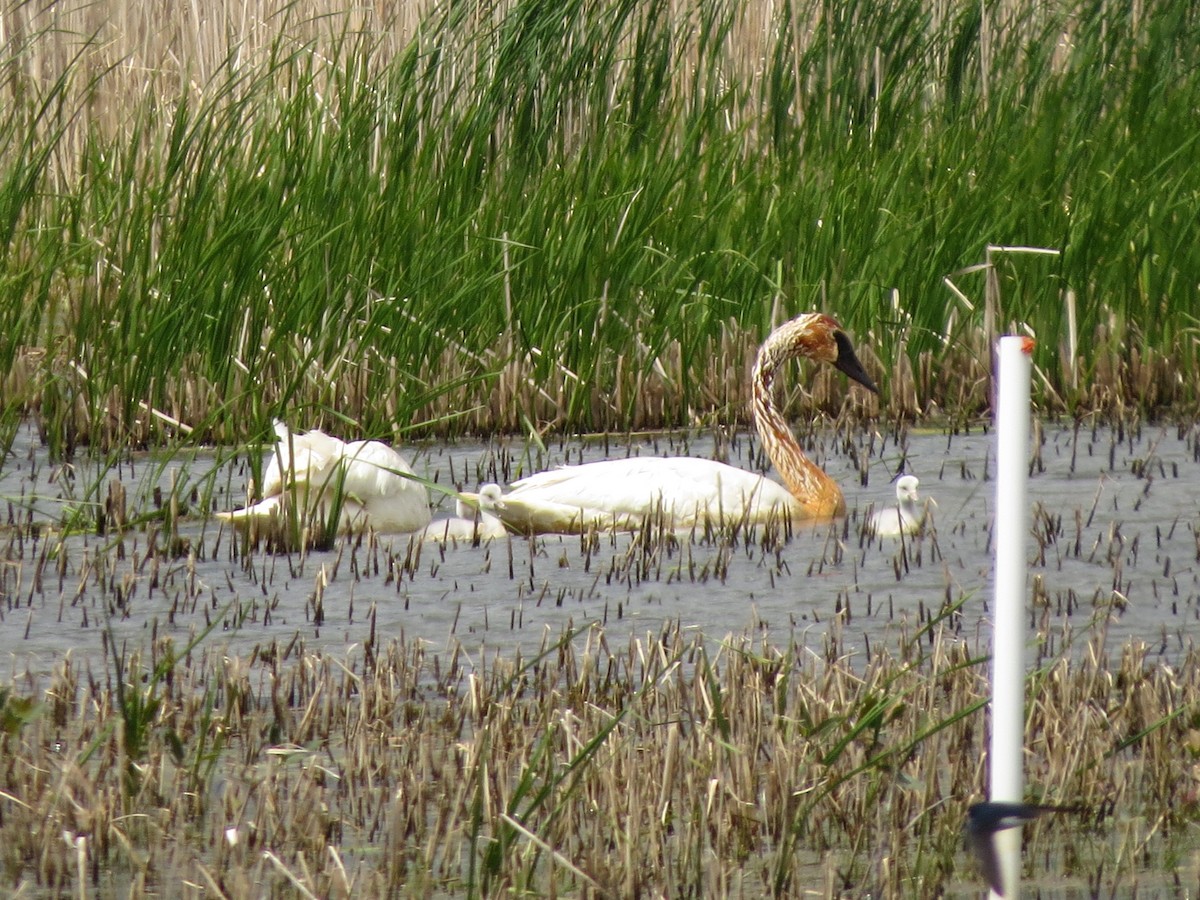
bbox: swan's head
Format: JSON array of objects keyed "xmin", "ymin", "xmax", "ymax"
[
  {"xmin": 895, "ymin": 475, "xmax": 920, "ymax": 503},
  {"xmin": 756, "ymin": 313, "xmax": 879, "ymax": 394}
]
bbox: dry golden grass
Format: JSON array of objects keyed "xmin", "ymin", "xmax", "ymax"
[
  {"xmin": 2, "ymin": 605, "xmax": 1196, "ymax": 896},
  {"xmin": 4, "ymin": 0, "xmax": 1088, "ymax": 152}
]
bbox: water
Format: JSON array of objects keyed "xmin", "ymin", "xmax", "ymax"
[{"xmin": 3, "ymin": 418, "xmax": 1198, "ymax": 677}]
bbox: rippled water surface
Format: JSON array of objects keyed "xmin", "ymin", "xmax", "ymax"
[{"xmin": 3, "ymin": 419, "xmax": 1198, "ymax": 675}]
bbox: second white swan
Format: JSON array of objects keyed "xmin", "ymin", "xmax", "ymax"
[{"xmin": 218, "ymin": 420, "xmax": 431, "ymax": 534}]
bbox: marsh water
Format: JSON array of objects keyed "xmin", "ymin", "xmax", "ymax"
[{"xmin": 2, "ymin": 419, "xmax": 1199, "ymax": 677}]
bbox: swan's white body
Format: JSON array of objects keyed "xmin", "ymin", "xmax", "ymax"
[
  {"xmin": 474, "ymin": 456, "xmax": 803, "ymax": 534},
  {"xmin": 868, "ymin": 475, "xmax": 925, "ymax": 537},
  {"xmin": 462, "ymin": 313, "xmax": 878, "ymax": 535},
  {"xmin": 419, "ymin": 485, "xmax": 508, "ymax": 542},
  {"xmin": 218, "ymin": 421, "xmax": 431, "ymax": 534}
]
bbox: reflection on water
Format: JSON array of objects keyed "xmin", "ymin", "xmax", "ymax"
[{"xmin": 3, "ymin": 419, "xmax": 1197, "ymax": 674}]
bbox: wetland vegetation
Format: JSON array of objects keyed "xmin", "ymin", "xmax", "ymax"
[
  {"xmin": 2, "ymin": 0, "xmax": 1200, "ymax": 894},
  {"xmin": 4, "ymin": 603, "xmax": 1198, "ymax": 897},
  {"xmin": 1, "ymin": 0, "xmax": 1199, "ymax": 452},
  {"xmin": 3, "ymin": 422, "xmax": 1199, "ymax": 897}
]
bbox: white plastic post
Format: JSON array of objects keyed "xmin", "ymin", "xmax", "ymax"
[{"xmin": 990, "ymin": 335, "xmax": 1033, "ymax": 897}]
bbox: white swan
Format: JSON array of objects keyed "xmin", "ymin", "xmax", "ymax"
[
  {"xmin": 867, "ymin": 474, "xmax": 926, "ymax": 537},
  {"xmin": 218, "ymin": 420, "xmax": 431, "ymax": 534},
  {"xmin": 419, "ymin": 485, "xmax": 508, "ymax": 542},
  {"xmin": 461, "ymin": 312, "xmax": 878, "ymax": 534}
]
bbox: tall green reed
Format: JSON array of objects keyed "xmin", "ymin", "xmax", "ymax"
[{"xmin": 1, "ymin": 0, "xmax": 1198, "ymax": 455}]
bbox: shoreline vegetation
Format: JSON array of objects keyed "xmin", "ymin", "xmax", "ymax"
[
  {"xmin": 1, "ymin": 0, "xmax": 1198, "ymax": 455},
  {"xmin": 3, "ymin": 605, "xmax": 1198, "ymax": 896}
]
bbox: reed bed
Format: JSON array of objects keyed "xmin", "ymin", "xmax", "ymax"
[
  {"xmin": 1, "ymin": 0, "xmax": 1199, "ymax": 455},
  {"xmin": 1, "ymin": 605, "xmax": 1197, "ymax": 896}
]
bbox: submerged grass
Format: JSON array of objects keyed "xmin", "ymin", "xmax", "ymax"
[
  {"xmin": 1, "ymin": 610, "xmax": 1197, "ymax": 896},
  {"xmin": 0, "ymin": 0, "xmax": 1198, "ymax": 455}
]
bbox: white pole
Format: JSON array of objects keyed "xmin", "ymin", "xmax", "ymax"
[{"xmin": 990, "ymin": 335, "xmax": 1033, "ymax": 897}]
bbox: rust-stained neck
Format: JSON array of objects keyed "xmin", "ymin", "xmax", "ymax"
[{"xmin": 750, "ymin": 313, "xmax": 860, "ymax": 518}]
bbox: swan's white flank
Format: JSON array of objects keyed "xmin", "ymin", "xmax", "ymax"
[
  {"xmin": 218, "ymin": 420, "xmax": 431, "ymax": 534},
  {"xmin": 867, "ymin": 474, "xmax": 926, "ymax": 537},
  {"xmin": 419, "ymin": 485, "xmax": 508, "ymax": 542},
  {"xmin": 461, "ymin": 312, "xmax": 878, "ymax": 534}
]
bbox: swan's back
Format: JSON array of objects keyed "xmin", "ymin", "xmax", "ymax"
[
  {"xmin": 223, "ymin": 421, "xmax": 430, "ymax": 535},
  {"xmin": 341, "ymin": 439, "xmax": 430, "ymax": 531}
]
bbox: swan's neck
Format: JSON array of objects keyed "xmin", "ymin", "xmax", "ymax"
[{"xmin": 751, "ymin": 355, "xmax": 845, "ymax": 517}]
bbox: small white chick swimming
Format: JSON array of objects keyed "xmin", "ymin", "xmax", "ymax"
[
  {"xmin": 419, "ymin": 484, "xmax": 509, "ymax": 542},
  {"xmin": 868, "ymin": 474, "xmax": 927, "ymax": 537}
]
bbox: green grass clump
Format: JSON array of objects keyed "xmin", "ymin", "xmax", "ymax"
[{"xmin": 1, "ymin": 0, "xmax": 1199, "ymax": 455}]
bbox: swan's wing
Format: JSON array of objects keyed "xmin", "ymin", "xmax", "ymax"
[
  {"xmin": 512, "ymin": 457, "xmax": 782, "ymax": 510},
  {"xmin": 294, "ymin": 429, "xmax": 344, "ymax": 472},
  {"xmin": 256, "ymin": 422, "xmax": 340, "ymax": 496},
  {"xmin": 259, "ymin": 456, "xmax": 285, "ymax": 498},
  {"xmin": 505, "ymin": 459, "xmax": 684, "ymax": 519},
  {"xmin": 257, "ymin": 421, "xmax": 292, "ymax": 497},
  {"xmin": 263, "ymin": 425, "xmax": 345, "ymax": 493},
  {"xmin": 341, "ymin": 440, "xmax": 419, "ymax": 496},
  {"xmin": 339, "ymin": 440, "xmax": 431, "ymax": 531}
]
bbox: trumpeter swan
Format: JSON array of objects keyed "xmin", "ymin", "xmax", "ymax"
[
  {"xmin": 462, "ymin": 312, "xmax": 878, "ymax": 534},
  {"xmin": 218, "ymin": 420, "xmax": 431, "ymax": 534}
]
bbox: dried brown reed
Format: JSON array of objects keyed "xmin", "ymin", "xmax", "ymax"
[
  {"xmin": 8, "ymin": 298, "xmax": 1193, "ymax": 452},
  {"xmin": 2, "ymin": 605, "xmax": 1196, "ymax": 896}
]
